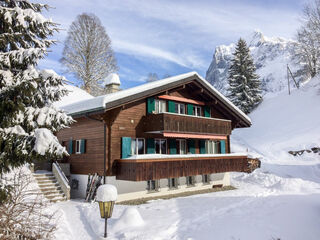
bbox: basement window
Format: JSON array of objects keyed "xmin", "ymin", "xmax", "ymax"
[
  {"xmin": 147, "ymin": 180, "xmax": 160, "ymax": 192},
  {"xmin": 202, "ymin": 174, "xmax": 210, "ymax": 184},
  {"xmin": 186, "ymin": 176, "xmax": 195, "ymax": 186},
  {"xmin": 168, "ymin": 178, "xmax": 179, "ymax": 189}
]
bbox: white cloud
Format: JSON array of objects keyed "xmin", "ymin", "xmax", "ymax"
[{"xmin": 38, "ymin": 0, "xmax": 301, "ymax": 72}]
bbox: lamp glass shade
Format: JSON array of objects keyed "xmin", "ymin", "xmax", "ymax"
[{"xmin": 98, "ymin": 201, "xmax": 115, "ymax": 219}]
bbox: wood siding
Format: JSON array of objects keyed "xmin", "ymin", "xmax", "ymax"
[
  {"xmin": 56, "ymin": 117, "xmax": 105, "ymax": 175},
  {"xmin": 115, "ymin": 155, "xmax": 248, "ymax": 181},
  {"xmin": 143, "ymin": 113, "xmax": 232, "ymax": 135}
]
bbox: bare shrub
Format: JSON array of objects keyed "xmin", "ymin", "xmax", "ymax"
[{"xmin": 0, "ymin": 169, "xmax": 56, "ymax": 239}]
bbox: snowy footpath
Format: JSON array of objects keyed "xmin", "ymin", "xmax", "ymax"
[{"xmin": 52, "ymin": 161, "xmax": 320, "ymax": 240}]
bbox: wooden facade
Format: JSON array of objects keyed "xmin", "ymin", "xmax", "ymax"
[
  {"xmin": 115, "ymin": 155, "xmax": 248, "ymax": 181},
  {"xmin": 143, "ymin": 113, "xmax": 232, "ymax": 135},
  {"xmin": 56, "ymin": 75, "xmax": 252, "ymax": 180}
]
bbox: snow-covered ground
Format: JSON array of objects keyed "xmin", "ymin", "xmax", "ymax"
[{"xmin": 51, "ymin": 77, "xmax": 320, "ymax": 239}]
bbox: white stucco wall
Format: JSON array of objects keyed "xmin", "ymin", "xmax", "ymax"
[{"xmin": 70, "ymin": 172, "xmax": 230, "ymax": 201}]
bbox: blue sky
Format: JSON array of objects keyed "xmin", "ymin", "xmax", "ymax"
[{"xmin": 37, "ymin": 0, "xmax": 306, "ymax": 89}]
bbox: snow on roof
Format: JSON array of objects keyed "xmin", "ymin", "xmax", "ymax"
[
  {"xmin": 62, "ymin": 72, "xmax": 251, "ymax": 125},
  {"xmin": 54, "ymin": 84, "xmax": 94, "ymax": 109},
  {"xmin": 105, "ymin": 73, "xmax": 120, "ymax": 85}
]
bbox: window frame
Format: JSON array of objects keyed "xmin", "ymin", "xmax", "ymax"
[
  {"xmin": 186, "ymin": 176, "xmax": 195, "ymax": 186},
  {"xmin": 155, "ymin": 99, "xmax": 167, "ymax": 113},
  {"xmin": 174, "ymin": 102, "xmax": 186, "ymax": 115},
  {"xmin": 176, "ymin": 139, "xmax": 187, "ymax": 154},
  {"xmin": 193, "ymin": 106, "xmax": 202, "ymax": 116},
  {"xmin": 202, "ymin": 174, "xmax": 211, "ymax": 184},
  {"xmin": 131, "ymin": 138, "xmax": 145, "ymax": 155},
  {"xmin": 155, "ymin": 138, "xmax": 167, "ymax": 154},
  {"xmin": 168, "ymin": 178, "xmax": 179, "ymax": 189},
  {"xmin": 205, "ymin": 140, "xmax": 220, "ymax": 154},
  {"xmin": 147, "ymin": 180, "xmax": 160, "ymax": 192},
  {"xmin": 75, "ymin": 140, "xmax": 81, "ymax": 154}
]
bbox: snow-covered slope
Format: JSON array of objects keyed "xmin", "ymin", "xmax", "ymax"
[
  {"xmin": 206, "ymin": 30, "xmax": 305, "ymax": 96},
  {"xmin": 54, "ymin": 84, "xmax": 93, "ymax": 108},
  {"xmin": 231, "ymin": 75, "xmax": 320, "ymax": 164}
]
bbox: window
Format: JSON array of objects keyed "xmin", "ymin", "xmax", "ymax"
[
  {"xmin": 75, "ymin": 140, "xmax": 81, "ymax": 154},
  {"xmin": 174, "ymin": 102, "xmax": 185, "ymax": 114},
  {"xmin": 176, "ymin": 139, "xmax": 186, "ymax": 154},
  {"xmin": 147, "ymin": 180, "xmax": 159, "ymax": 191},
  {"xmin": 186, "ymin": 176, "xmax": 195, "ymax": 186},
  {"xmin": 193, "ymin": 106, "xmax": 202, "ymax": 116},
  {"xmin": 131, "ymin": 138, "xmax": 145, "ymax": 155},
  {"xmin": 205, "ymin": 140, "xmax": 219, "ymax": 154},
  {"xmin": 155, "ymin": 139, "xmax": 167, "ymax": 154},
  {"xmin": 202, "ymin": 174, "xmax": 210, "ymax": 184},
  {"xmin": 168, "ymin": 178, "xmax": 179, "ymax": 189},
  {"xmin": 155, "ymin": 99, "xmax": 166, "ymax": 113}
]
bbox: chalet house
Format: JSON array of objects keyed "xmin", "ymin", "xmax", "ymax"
[{"xmin": 57, "ymin": 72, "xmax": 252, "ymax": 201}]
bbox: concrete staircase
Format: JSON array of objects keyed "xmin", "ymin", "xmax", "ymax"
[{"xmin": 33, "ymin": 172, "xmax": 67, "ymax": 203}]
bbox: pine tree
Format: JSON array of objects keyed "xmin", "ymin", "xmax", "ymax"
[
  {"xmin": 0, "ymin": 1, "xmax": 73, "ymax": 190},
  {"xmin": 227, "ymin": 38, "xmax": 262, "ymax": 114}
]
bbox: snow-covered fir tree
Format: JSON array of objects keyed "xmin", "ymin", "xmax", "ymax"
[
  {"xmin": 227, "ymin": 38, "xmax": 262, "ymax": 114},
  {"xmin": 0, "ymin": 0, "xmax": 73, "ymax": 180}
]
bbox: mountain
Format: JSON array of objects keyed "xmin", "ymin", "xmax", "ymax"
[{"xmin": 206, "ymin": 31, "xmax": 305, "ymax": 96}]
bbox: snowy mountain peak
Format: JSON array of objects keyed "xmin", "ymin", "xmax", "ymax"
[
  {"xmin": 206, "ymin": 31, "xmax": 304, "ymax": 96},
  {"xmin": 249, "ymin": 30, "xmax": 266, "ymax": 47}
]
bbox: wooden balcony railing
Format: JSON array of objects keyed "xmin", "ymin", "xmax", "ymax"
[
  {"xmin": 143, "ymin": 113, "xmax": 231, "ymax": 135},
  {"xmin": 114, "ymin": 154, "xmax": 248, "ymax": 181}
]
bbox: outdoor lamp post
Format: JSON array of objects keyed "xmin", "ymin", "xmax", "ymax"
[{"xmin": 96, "ymin": 184, "xmax": 118, "ymax": 238}]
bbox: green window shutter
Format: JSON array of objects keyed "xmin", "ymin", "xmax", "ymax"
[
  {"xmin": 199, "ymin": 140, "xmax": 206, "ymax": 154},
  {"xmin": 204, "ymin": 106, "xmax": 211, "ymax": 117},
  {"xmin": 168, "ymin": 100, "xmax": 175, "ymax": 113},
  {"xmin": 147, "ymin": 138, "xmax": 155, "ymax": 154},
  {"xmin": 80, "ymin": 139, "xmax": 86, "ymax": 154},
  {"xmin": 121, "ymin": 137, "xmax": 132, "ymax": 159},
  {"xmin": 188, "ymin": 139, "xmax": 195, "ymax": 154},
  {"xmin": 220, "ymin": 140, "xmax": 226, "ymax": 154},
  {"xmin": 147, "ymin": 97, "xmax": 155, "ymax": 114},
  {"xmin": 169, "ymin": 139, "xmax": 177, "ymax": 154},
  {"xmin": 68, "ymin": 139, "xmax": 73, "ymax": 154},
  {"xmin": 187, "ymin": 104, "xmax": 193, "ymax": 115}
]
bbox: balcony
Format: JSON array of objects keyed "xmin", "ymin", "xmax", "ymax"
[
  {"xmin": 114, "ymin": 154, "xmax": 249, "ymax": 181},
  {"xmin": 143, "ymin": 113, "xmax": 232, "ymax": 135}
]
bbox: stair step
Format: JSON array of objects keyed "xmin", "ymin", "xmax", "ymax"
[
  {"xmin": 40, "ymin": 187, "xmax": 62, "ymax": 192},
  {"xmin": 38, "ymin": 183, "xmax": 60, "ymax": 188},
  {"xmin": 37, "ymin": 179, "xmax": 57, "ymax": 184},
  {"xmin": 33, "ymin": 173, "xmax": 54, "ymax": 178},
  {"xmin": 34, "ymin": 176, "xmax": 56, "ymax": 181},
  {"xmin": 34, "ymin": 172, "xmax": 68, "ymax": 203},
  {"xmin": 51, "ymin": 197, "xmax": 67, "ymax": 203},
  {"xmin": 42, "ymin": 190, "xmax": 64, "ymax": 196}
]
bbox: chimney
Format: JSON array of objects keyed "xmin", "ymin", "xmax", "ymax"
[{"xmin": 105, "ymin": 73, "xmax": 121, "ymax": 94}]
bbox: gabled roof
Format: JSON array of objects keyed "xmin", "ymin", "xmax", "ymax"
[{"xmin": 62, "ymin": 72, "xmax": 251, "ymax": 127}]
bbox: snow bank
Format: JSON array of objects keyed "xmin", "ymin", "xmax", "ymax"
[
  {"xmin": 96, "ymin": 184, "xmax": 117, "ymax": 202},
  {"xmin": 232, "ymin": 75, "xmax": 320, "ymax": 164},
  {"xmin": 113, "ymin": 207, "xmax": 144, "ymax": 231}
]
